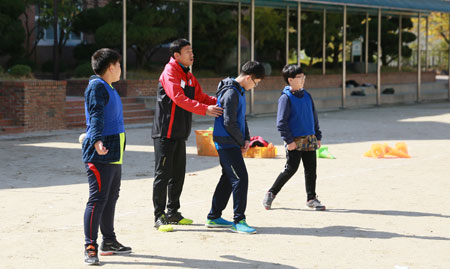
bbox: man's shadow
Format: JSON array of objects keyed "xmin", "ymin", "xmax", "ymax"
[{"xmin": 104, "ymin": 254, "xmax": 297, "ymax": 268}]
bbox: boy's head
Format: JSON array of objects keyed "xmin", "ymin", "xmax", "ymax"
[
  {"xmin": 91, "ymin": 48, "xmax": 122, "ymax": 82},
  {"xmin": 238, "ymin": 61, "xmax": 266, "ymax": 90},
  {"xmin": 170, "ymin": 39, "xmax": 194, "ymax": 67},
  {"xmin": 282, "ymin": 64, "xmax": 305, "ymax": 89}
]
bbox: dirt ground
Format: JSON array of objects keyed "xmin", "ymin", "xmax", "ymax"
[{"xmin": 1, "ymin": 101, "xmax": 450, "ymax": 269}]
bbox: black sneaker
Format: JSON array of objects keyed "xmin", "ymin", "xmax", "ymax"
[
  {"xmin": 167, "ymin": 212, "xmax": 193, "ymax": 225},
  {"xmin": 84, "ymin": 244, "xmax": 100, "ymax": 265},
  {"xmin": 100, "ymin": 239, "xmax": 132, "ymax": 256},
  {"xmin": 154, "ymin": 214, "xmax": 174, "ymax": 232}
]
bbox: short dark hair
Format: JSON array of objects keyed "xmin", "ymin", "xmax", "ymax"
[
  {"xmin": 91, "ymin": 48, "xmax": 121, "ymax": 76},
  {"xmin": 240, "ymin": 61, "xmax": 265, "ymax": 80},
  {"xmin": 170, "ymin": 39, "xmax": 191, "ymax": 57},
  {"xmin": 282, "ymin": 64, "xmax": 304, "ymax": 84}
]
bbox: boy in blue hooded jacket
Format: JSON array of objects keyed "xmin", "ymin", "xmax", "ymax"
[
  {"xmin": 205, "ymin": 61, "xmax": 265, "ymax": 234},
  {"xmin": 263, "ymin": 64, "xmax": 326, "ymax": 211}
]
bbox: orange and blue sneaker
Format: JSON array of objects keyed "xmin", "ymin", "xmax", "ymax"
[
  {"xmin": 230, "ymin": 219, "xmax": 256, "ymax": 234},
  {"xmin": 205, "ymin": 217, "xmax": 233, "ymax": 228},
  {"xmin": 84, "ymin": 244, "xmax": 100, "ymax": 265}
]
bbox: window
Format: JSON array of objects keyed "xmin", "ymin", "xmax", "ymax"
[{"xmin": 35, "ymin": 4, "xmax": 83, "ymax": 46}]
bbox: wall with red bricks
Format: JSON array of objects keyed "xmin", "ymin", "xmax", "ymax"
[
  {"xmin": 0, "ymin": 81, "xmax": 66, "ymax": 132},
  {"xmin": 65, "ymin": 71, "xmax": 435, "ymax": 97},
  {"xmin": 171, "ymin": 71, "xmax": 436, "ymax": 94},
  {"xmin": 66, "ymin": 79, "xmax": 158, "ymax": 97}
]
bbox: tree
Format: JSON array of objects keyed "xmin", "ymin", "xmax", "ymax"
[
  {"xmin": 427, "ymin": 12, "xmax": 449, "ymax": 46},
  {"xmin": 127, "ymin": 1, "xmax": 178, "ymax": 68},
  {"xmin": 74, "ymin": 0, "xmax": 179, "ymax": 69},
  {"xmin": 22, "ymin": 0, "xmax": 46, "ymax": 60},
  {"xmin": 242, "ymin": 7, "xmax": 285, "ymax": 70},
  {"xmin": 367, "ymin": 16, "xmax": 416, "ymax": 66},
  {"xmin": 0, "ymin": 0, "xmax": 26, "ymax": 61},
  {"xmin": 39, "ymin": 0, "xmax": 84, "ymax": 79},
  {"xmin": 298, "ymin": 12, "xmax": 416, "ymax": 68},
  {"xmin": 192, "ymin": 4, "xmax": 237, "ymax": 74}
]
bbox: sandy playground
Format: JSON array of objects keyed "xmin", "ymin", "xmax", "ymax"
[{"xmin": 1, "ymin": 101, "xmax": 450, "ymax": 268}]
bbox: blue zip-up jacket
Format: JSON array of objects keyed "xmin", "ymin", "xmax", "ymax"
[
  {"xmin": 213, "ymin": 77, "xmax": 250, "ymax": 149},
  {"xmin": 82, "ymin": 75, "xmax": 126, "ymax": 163},
  {"xmin": 277, "ymin": 86, "xmax": 322, "ymax": 144}
]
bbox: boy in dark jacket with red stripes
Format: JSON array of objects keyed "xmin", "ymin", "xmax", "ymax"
[
  {"xmin": 151, "ymin": 39, "xmax": 223, "ymax": 232},
  {"xmin": 82, "ymin": 48, "xmax": 131, "ymax": 265}
]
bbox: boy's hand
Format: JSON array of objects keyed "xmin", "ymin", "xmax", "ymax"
[
  {"xmin": 94, "ymin": 140, "xmax": 109, "ymax": 155},
  {"xmin": 287, "ymin": 142, "xmax": 297, "ymax": 151},
  {"xmin": 317, "ymin": 140, "xmax": 321, "ymax": 149},
  {"xmin": 206, "ymin": 105, "xmax": 223, "ymax": 117},
  {"xmin": 241, "ymin": 140, "xmax": 250, "ymax": 154}
]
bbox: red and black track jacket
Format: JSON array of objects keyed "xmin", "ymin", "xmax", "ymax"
[{"xmin": 152, "ymin": 57, "xmax": 217, "ymax": 140}]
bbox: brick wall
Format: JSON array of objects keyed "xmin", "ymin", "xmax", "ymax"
[
  {"xmin": 66, "ymin": 79, "xmax": 158, "ymax": 96},
  {"xmin": 0, "ymin": 81, "xmax": 66, "ymax": 131},
  {"xmin": 196, "ymin": 71, "xmax": 436, "ymax": 93},
  {"xmin": 63, "ymin": 71, "xmax": 436, "ymax": 97}
]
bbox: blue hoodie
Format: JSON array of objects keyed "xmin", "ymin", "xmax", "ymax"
[
  {"xmin": 277, "ymin": 86, "xmax": 322, "ymax": 144},
  {"xmin": 213, "ymin": 77, "xmax": 250, "ymax": 149}
]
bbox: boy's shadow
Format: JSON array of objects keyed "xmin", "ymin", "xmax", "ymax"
[
  {"xmin": 253, "ymin": 225, "xmax": 449, "ymax": 240},
  {"xmin": 105, "ymin": 254, "xmax": 297, "ymax": 268},
  {"xmin": 272, "ymin": 207, "xmax": 450, "ymax": 218}
]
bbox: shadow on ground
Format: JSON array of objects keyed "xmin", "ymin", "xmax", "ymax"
[{"xmin": 104, "ymin": 254, "xmax": 297, "ymax": 268}]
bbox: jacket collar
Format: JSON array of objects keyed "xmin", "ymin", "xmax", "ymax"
[{"xmin": 169, "ymin": 57, "xmax": 190, "ymax": 74}]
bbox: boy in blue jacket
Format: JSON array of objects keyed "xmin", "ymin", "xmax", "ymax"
[
  {"xmin": 263, "ymin": 64, "xmax": 326, "ymax": 211},
  {"xmin": 82, "ymin": 48, "xmax": 131, "ymax": 265},
  {"xmin": 206, "ymin": 61, "xmax": 265, "ymax": 234}
]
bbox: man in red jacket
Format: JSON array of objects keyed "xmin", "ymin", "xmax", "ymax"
[{"xmin": 151, "ymin": 39, "xmax": 223, "ymax": 232}]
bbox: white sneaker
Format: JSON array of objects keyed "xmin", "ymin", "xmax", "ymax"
[{"xmin": 306, "ymin": 196, "xmax": 326, "ymax": 211}]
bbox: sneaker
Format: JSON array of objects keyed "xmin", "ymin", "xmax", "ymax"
[
  {"xmin": 84, "ymin": 244, "xmax": 100, "ymax": 265},
  {"xmin": 154, "ymin": 214, "xmax": 174, "ymax": 232},
  {"xmin": 306, "ymin": 196, "xmax": 326, "ymax": 211},
  {"xmin": 230, "ymin": 219, "xmax": 256, "ymax": 234},
  {"xmin": 262, "ymin": 191, "xmax": 276, "ymax": 210},
  {"xmin": 205, "ymin": 217, "xmax": 233, "ymax": 228},
  {"xmin": 100, "ymin": 239, "xmax": 132, "ymax": 256},
  {"xmin": 167, "ymin": 212, "xmax": 193, "ymax": 225}
]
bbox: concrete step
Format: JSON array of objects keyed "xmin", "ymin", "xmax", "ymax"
[
  {"xmin": 66, "ymin": 109, "xmax": 153, "ymax": 123},
  {"xmin": 65, "ymin": 96, "xmax": 142, "ymax": 108},
  {"xmin": 0, "ymin": 118, "xmax": 14, "ymax": 126},
  {"xmin": 65, "ymin": 102, "xmax": 147, "ymax": 115},
  {"xmin": 0, "ymin": 126, "xmax": 25, "ymax": 134},
  {"xmin": 124, "ymin": 116, "xmax": 153, "ymax": 124},
  {"xmin": 66, "ymin": 121, "xmax": 86, "ymax": 128}
]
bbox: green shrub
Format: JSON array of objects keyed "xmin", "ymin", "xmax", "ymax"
[
  {"xmin": 7, "ymin": 58, "xmax": 36, "ymax": 70},
  {"xmin": 74, "ymin": 63, "xmax": 93, "ymax": 78},
  {"xmin": 0, "ymin": 65, "xmax": 4, "ymax": 73},
  {"xmin": 9, "ymin": 64, "xmax": 32, "ymax": 77}
]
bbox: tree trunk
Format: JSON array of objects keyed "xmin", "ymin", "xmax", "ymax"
[{"xmin": 53, "ymin": 0, "xmax": 59, "ymax": 80}]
